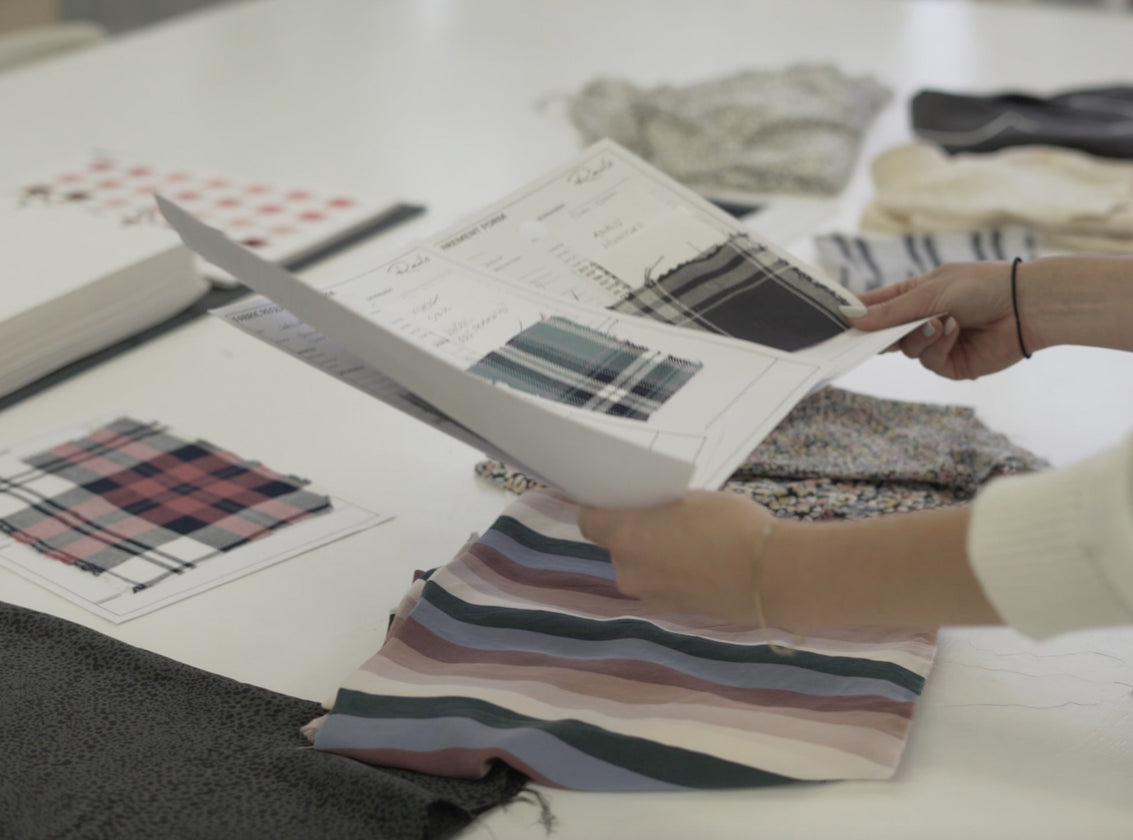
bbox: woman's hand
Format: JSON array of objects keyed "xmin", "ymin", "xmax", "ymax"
[
  {"xmin": 578, "ymin": 490, "xmax": 774, "ymax": 623},
  {"xmin": 580, "ymin": 493, "xmax": 999, "ymax": 631},
  {"xmin": 850, "ymin": 260, "xmax": 1027, "ymax": 379}
]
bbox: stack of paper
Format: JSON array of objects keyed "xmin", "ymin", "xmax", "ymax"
[{"xmin": 0, "ymin": 207, "xmax": 206, "ymax": 398}]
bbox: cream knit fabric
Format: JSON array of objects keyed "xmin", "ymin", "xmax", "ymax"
[
  {"xmin": 969, "ymin": 432, "xmax": 1133, "ymax": 639},
  {"xmin": 861, "ymin": 143, "xmax": 1133, "ymax": 254}
]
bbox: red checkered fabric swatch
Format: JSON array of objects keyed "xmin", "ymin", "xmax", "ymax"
[{"xmin": 0, "ymin": 418, "xmax": 331, "ymax": 592}]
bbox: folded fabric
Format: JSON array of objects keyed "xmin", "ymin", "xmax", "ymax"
[
  {"xmin": 564, "ymin": 64, "xmax": 890, "ymax": 197},
  {"xmin": 814, "ymin": 228, "xmax": 1040, "ymax": 294},
  {"xmin": 0, "ymin": 602, "xmax": 527, "ymax": 840},
  {"xmin": 467, "ymin": 316, "xmax": 702, "ymax": 421},
  {"xmin": 306, "ymin": 488, "xmax": 938, "ymax": 791},
  {"xmin": 0, "ymin": 417, "xmax": 330, "ymax": 591},
  {"xmin": 859, "ymin": 142, "xmax": 1133, "ymax": 254},
  {"xmin": 476, "ymin": 386, "xmax": 1048, "ymax": 518},
  {"xmin": 912, "ymin": 87, "xmax": 1133, "ymax": 158}
]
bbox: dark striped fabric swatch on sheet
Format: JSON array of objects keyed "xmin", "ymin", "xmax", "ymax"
[
  {"xmin": 607, "ymin": 233, "xmax": 852, "ymax": 352},
  {"xmin": 466, "ymin": 316, "xmax": 702, "ymax": 421},
  {"xmin": 815, "ymin": 228, "xmax": 1040, "ymax": 295},
  {"xmin": 306, "ymin": 488, "xmax": 937, "ymax": 791},
  {"xmin": 0, "ymin": 417, "xmax": 331, "ymax": 591}
]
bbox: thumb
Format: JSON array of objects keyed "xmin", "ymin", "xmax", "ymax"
[
  {"xmin": 850, "ymin": 283, "xmax": 940, "ymax": 331},
  {"xmin": 577, "ymin": 506, "xmax": 615, "ymax": 546}
]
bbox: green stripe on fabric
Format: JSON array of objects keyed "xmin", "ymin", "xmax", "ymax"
[
  {"xmin": 490, "ymin": 515, "xmax": 613, "ymax": 564},
  {"xmin": 420, "ymin": 583, "xmax": 926, "ymax": 695},
  {"xmin": 332, "ymin": 690, "xmax": 798, "ymax": 790}
]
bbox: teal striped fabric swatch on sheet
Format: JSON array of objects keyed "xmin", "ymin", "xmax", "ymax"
[{"xmin": 466, "ymin": 316, "xmax": 702, "ymax": 421}]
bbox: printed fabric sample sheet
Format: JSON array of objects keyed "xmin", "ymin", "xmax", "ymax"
[
  {"xmin": 11, "ymin": 152, "xmax": 423, "ymax": 286},
  {"xmin": 0, "ymin": 416, "xmax": 387, "ymax": 622},
  {"xmin": 163, "ymin": 141, "xmax": 921, "ymax": 507}
]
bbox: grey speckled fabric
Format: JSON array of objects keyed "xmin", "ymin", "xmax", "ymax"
[
  {"xmin": 475, "ymin": 387, "xmax": 1048, "ymax": 520},
  {"xmin": 564, "ymin": 64, "xmax": 891, "ymax": 197},
  {"xmin": 0, "ymin": 603, "xmax": 528, "ymax": 840}
]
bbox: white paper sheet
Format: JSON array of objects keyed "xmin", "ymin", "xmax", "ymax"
[
  {"xmin": 427, "ymin": 139, "xmax": 858, "ymax": 316},
  {"xmin": 162, "ymin": 141, "xmax": 923, "ymax": 507},
  {"xmin": 162, "ymin": 198, "xmax": 698, "ymax": 507}
]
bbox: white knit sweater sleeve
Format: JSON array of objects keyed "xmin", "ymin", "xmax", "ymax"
[{"xmin": 968, "ymin": 431, "xmax": 1133, "ymax": 640}]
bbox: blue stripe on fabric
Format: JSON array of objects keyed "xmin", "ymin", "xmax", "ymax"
[
  {"xmin": 407, "ymin": 595, "xmax": 920, "ymax": 702},
  {"xmin": 314, "ymin": 713, "xmax": 683, "ymax": 791},
  {"xmin": 476, "ymin": 529, "xmax": 617, "ymax": 580}
]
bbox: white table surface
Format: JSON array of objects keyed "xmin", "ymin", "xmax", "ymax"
[{"xmin": 3, "ymin": 1, "xmax": 1133, "ymax": 837}]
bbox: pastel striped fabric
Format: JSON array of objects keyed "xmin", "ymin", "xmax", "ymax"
[
  {"xmin": 815, "ymin": 228, "xmax": 1040, "ymax": 295},
  {"xmin": 467, "ymin": 316, "xmax": 701, "ymax": 421},
  {"xmin": 308, "ymin": 489, "xmax": 937, "ymax": 791},
  {"xmin": 0, "ymin": 418, "xmax": 330, "ymax": 591},
  {"xmin": 608, "ymin": 234, "xmax": 852, "ymax": 352}
]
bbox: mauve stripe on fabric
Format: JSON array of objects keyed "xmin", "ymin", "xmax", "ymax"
[
  {"xmin": 452, "ymin": 544, "xmax": 937, "ymax": 665},
  {"xmin": 383, "ymin": 599, "xmax": 919, "ymax": 702},
  {"xmin": 415, "ymin": 585, "xmax": 926, "ymax": 694},
  {"xmin": 380, "ymin": 634, "xmax": 910, "ymax": 766},
  {"xmin": 475, "ymin": 529, "xmax": 617, "ymax": 579},
  {"xmin": 455, "ymin": 514, "xmax": 933, "ymax": 666},
  {"xmin": 391, "ymin": 617, "xmax": 914, "ymax": 726},
  {"xmin": 465, "ymin": 542, "xmax": 627, "ymax": 598},
  {"xmin": 489, "ymin": 515, "xmax": 611, "ymax": 558},
  {"xmin": 379, "ymin": 637, "xmax": 910, "ymax": 764},
  {"xmin": 478, "ymin": 508, "xmax": 935, "ymax": 662}
]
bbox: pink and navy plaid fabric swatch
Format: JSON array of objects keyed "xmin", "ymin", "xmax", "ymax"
[
  {"xmin": 306, "ymin": 489, "xmax": 936, "ymax": 791},
  {"xmin": 609, "ymin": 234, "xmax": 851, "ymax": 352},
  {"xmin": 0, "ymin": 418, "xmax": 331, "ymax": 592},
  {"xmin": 466, "ymin": 316, "xmax": 701, "ymax": 421}
]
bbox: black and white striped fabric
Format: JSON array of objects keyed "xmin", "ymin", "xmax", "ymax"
[
  {"xmin": 814, "ymin": 229, "xmax": 1040, "ymax": 295},
  {"xmin": 609, "ymin": 234, "xmax": 852, "ymax": 352}
]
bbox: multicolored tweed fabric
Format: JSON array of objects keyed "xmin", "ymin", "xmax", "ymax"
[
  {"xmin": 608, "ymin": 234, "xmax": 851, "ymax": 352},
  {"xmin": 0, "ymin": 418, "xmax": 331, "ymax": 591},
  {"xmin": 306, "ymin": 489, "xmax": 937, "ymax": 791},
  {"xmin": 467, "ymin": 316, "xmax": 701, "ymax": 421},
  {"xmin": 475, "ymin": 387, "xmax": 1049, "ymax": 519}
]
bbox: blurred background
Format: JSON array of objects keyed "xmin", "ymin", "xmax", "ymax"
[{"xmin": 0, "ymin": 0, "xmax": 1131, "ymax": 66}]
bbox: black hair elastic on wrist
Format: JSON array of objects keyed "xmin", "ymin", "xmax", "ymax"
[{"xmin": 1011, "ymin": 257, "xmax": 1032, "ymax": 359}]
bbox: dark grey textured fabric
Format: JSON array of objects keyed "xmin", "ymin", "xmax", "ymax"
[
  {"xmin": 912, "ymin": 87, "xmax": 1133, "ymax": 158},
  {"xmin": 0, "ymin": 602, "xmax": 528, "ymax": 840}
]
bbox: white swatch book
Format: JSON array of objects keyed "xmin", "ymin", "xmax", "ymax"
[
  {"xmin": 0, "ymin": 207, "xmax": 205, "ymax": 399},
  {"xmin": 159, "ymin": 141, "xmax": 921, "ymax": 507}
]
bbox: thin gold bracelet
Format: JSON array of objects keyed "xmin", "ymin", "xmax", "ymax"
[{"xmin": 751, "ymin": 522, "xmax": 796, "ymax": 657}]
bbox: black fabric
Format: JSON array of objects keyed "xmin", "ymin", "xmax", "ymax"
[
  {"xmin": 0, "ymin": 602, "xmax": 527, "ymax": 840},
  {"xmin": 912, "ymin": 87, "xmax": 1133, "ymax": 158}
]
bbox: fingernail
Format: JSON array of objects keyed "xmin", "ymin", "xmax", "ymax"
[
  {"xmin": 922, "ymin": 321, "xmax": 936, "ymax": 337},
  {"xmin": 839, "ymin": 303, "xmax": 867, "ymax": 319},
  {"xmin": 944, "ymin": 317, "xmax": 958, "ymax": 335}
]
